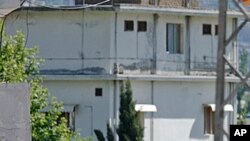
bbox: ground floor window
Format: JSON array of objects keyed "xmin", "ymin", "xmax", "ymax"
[
  {"xmin": 42, "ymin": 105, "xmax": 77, "ymax": 131},
  {"xmin": 204, "ymin": 106, "xmax": 215, "ymax": 134},
  {"xmin": 59, "ymin": 112, "xmax": 76, "ymax": 131}
]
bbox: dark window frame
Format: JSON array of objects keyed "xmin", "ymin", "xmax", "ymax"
[
  {"xmin": 166, "ymin": 23, "xmax": 182, "ymax": 54},
  {"xmin": 124, "ymin": 20, "xmax": 134, "ymax": 31},
  {"xmin": 203, "ymin": 24, "xmax": 212, "ymax": 35},
  {"xmin": 137, "ymin": 21, "xmax": 147, "ymax": 32},
  {"xmin": 215, "ymin": 25, "xmax": 218, "ymax": 35},
  {"xmin": 204, "ymin": 106, "xmax": 215, "ymax": 134},
  {"xmin": 95, "ymin": 88, "xmax": 103, "ymax": 97}
]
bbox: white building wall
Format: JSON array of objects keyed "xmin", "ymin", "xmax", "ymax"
[
  {"xmin": 156, "ymin": 14, "xmax": 186, "ymax": 73},
  {"xmin": 5, "ymin": 11, "xmax": 113, "ymax": 74},
  {"xmin": 4, "ymin": 9, "xmax": 238, "ymax": 141},
  {"xmin": 116, "ymin": 12, "xmax": 154, "ymax": 74},
  {"xmin": 43, "ymin": 79, "xmax": 234, "ymax": 141},
  {"xmin": 43, "ymin": 80, "xmax": 113, "ymax": 139},
  {"xmin": 190, "ymin": 16, "xmax": 235, "ymax": 71},
  {"xmin": 5, "ymin": 11, "xmax": 237, "ymax": 74}
]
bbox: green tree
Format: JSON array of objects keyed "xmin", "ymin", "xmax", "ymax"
[
  {"xmin": 0, "ymin": 31, "xmax": 89, "ymax": 141},
  {"xmin": 239, "ymin": 48, "xmax": 248, "ymax": 76},
  {"xmin": 117, "ymin": 80, "xmax": 143, "ymax": 141},
  {"xmin": 106, "ymin": 122, "xmax": 114, "ymax": 141},
  {"xmin": 237, "ymin": 48, "xmax": 249, "ymax": 124}
]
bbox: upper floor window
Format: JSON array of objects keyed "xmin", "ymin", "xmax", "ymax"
[
  {"xmin": 124, "ymin": 20, "xmax": 134, "ymax": 31},
  {"xmin": 203, "ymin": 24, "xmax": 212, "ymax": 35},
  {"xmin": 138, "ymin": 21, "xmax": 147, "ymax": 32},
  {"xmin": 215, "ymin": 25, "xmax": 218, "ymax": 35},
  {"xmin": 166, "ymin": 23, "xmax": 182, "ymax": 54}
]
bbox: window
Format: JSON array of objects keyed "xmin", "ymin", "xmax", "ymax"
[
  {"xmin": 59, "ymin": 112, "xmax": 75, "ymax": 131},
  {"xmin": 138, "ymin": 21, "xmax": 147, "ymax": 32},
  {"xmin": 75, "ymin": 0, "xmax": 83, "ymax": 5},
  {"xmin": 166, "ymin": 23, "xmax": 182, "ymax": 54},
  {"xmin": 215, "ymin": 25, "xmax": 218, "ymax": 35},
  {"xmin": 95, "ymin": 88, "xmax": 103, "ymax": 96},
  {"xmin": 41, "ymin": 105, "xmax": 77, "ymax": 131},
  {"xmin": 203, "ymin": 24, "xmax": 212, "ymax": 35},
  {"xmin": 204, "ymin": 106, "xmax": 215, "ymax": 134},
  {"xmin": 124, "ymin": 21, "xmax": 134, "ymax": 31}
]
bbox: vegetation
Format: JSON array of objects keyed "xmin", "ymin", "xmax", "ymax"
[
  {"xmin": 94, "ymin": 122, "xmax": 114, "ymax": 141},
  {"xmin": 0, "ymin": 31, "xmax": 90, "ymax": 141},
  {"xmin": 94, "ymin": 129, "xmax": 106, "ymax": 141},
  {"xmin": 95, "ymin": 80, "xmax": 143, "ymax": 141},
  {"xmin": 237, "ymin": 48, "xmax": 250, "ymax": 124},
  {"xmin": 106, "ymin": 122, "xmax": 114, "ymax": 141},
  {"xmin": 117, "ymin": 80, "xmax": 143, "ymax": 141}
]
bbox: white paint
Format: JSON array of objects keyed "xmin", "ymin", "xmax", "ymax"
[
  {"xmin": 135, "ymin": 104, "xmax": 157, "ymax": 112},
  {"xmin": 4, "ymin": 8, "xmax": 238, "ymax": 141},
  {"xmin": 204, "ymin": 104, "xmax": 234, "ymax": 112}
]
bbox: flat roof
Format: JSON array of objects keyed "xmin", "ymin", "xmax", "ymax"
[{"xmin": 13, "ymin": 5, "xmax": 243, "ymax": 18}]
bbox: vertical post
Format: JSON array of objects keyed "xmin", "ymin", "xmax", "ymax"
[
  {"xmin": 215, "ymin": 0, "xmax": 228, "ymax": 141},
  {"xmin": 151, "ymin": 14, "xmax": 158, "ymax": 74},
  {"xmin": 185, "ymin": 16, "xmax": 191, "ymax": 75}
]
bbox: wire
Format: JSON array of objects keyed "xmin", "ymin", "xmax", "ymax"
[
  {"xmin": 24, "ymin": 0, "xmax": 111, "ymax": 10},
  {"xmin": 25, "ymin": 8, "xmax": 29, "ymax": 47},
  {"xmin": 0, "ymin": 8, "xmax": 20, "ymax": 51}
]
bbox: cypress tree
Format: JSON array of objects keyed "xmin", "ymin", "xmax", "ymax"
[
  {"xmin": 117, "ymin": 80, "xmax": 143, "ymax": 141},
  {"xmin": 106, "ymin": 122, "xmax": 114, "ymax": 141}
]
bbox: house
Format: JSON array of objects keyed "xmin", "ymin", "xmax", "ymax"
[{"xmin": 3, "ymin": 0, "xmax": 241, "ymax": 141}]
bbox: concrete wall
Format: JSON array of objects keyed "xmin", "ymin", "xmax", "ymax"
[
  {"xmin": 5, "ymin": 10, "xmax": 236, "ymax": 75},
  {"xmin": 190, "ymin": 16, "xmax": 235, "ymax": 71},
  {"xmin": 115, "ymin": 12, "xmax": 154, "ymax": 74},
  {"xmin": 156, "ymin": 14, "xmax": 186, "ymax": 73},
  {"xmin": 43, "ymin": 80, "xmax": 113, "ymax": 138},
  {"xmin": 5, "ymin": 11, "xmax": 113, "ymax": 75},
  {"xmin": 43, "ymin": 79, "xmax": 234, "ymax": 141},
  {"xmin": 0, "ymin": 84, "xmax": 30, "ymax": 141}
]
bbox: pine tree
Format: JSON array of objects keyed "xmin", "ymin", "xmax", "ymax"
[
  {"xmin": 106, "ymin": 122, "xmax": 114, "ymax": 141},
  {"xmin": 237, "ymin": 48, "xmax": 249, "ymax": 124},
  {"xmin": 117, "ymin": 80, "xmax": 143, "ymax": 141}
]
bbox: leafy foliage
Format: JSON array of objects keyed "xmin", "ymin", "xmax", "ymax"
[
  {"xmin": 0, "ymin": 31, "xmax": 89, "ymax": 141},
  {"xmin": 239, "ymin": 48, "xmax": 248, "ymax": 76},
  {"xmin": 237, "ymin": 104, "xmax": 249, "ymax": 124},
  {"xmin": 117, "ymin": 80, "xmax": 143, "ymax": 141},
  {"xmin": 237, "ymin": 48, "xmax": 249, "ymax": 124}
]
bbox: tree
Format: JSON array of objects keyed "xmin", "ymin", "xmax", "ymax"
[
  {"xmin": 237, "ymin": 49, "xmax": 248, "ymax": 122},
  {"xmin": 117, "ymin": 80, "xmax": 143, "ymax": 141},
  {"xmin": 239, "ymin": 48, "xmax": 248, "ymax": 76},
  {"xmin": 94, "ymin": 122, "xmax": 114, "ymax": 141},
  {"xmin": 0, "ymin": 31, "xmax": 89, "ymax": 140},
  {"xmin": 106, "ymin": 122, "xmax": 114, "ymax": 141}
]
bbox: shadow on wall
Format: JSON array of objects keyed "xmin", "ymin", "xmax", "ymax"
[
  {"xmin": 39, "ymin": 67, "xmax": 106, "ymax": 75},
  {"xmin": 189, "ymin": 115, "xmax": 210, "ymax": 140}
]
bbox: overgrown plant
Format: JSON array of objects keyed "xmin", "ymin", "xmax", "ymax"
[{"xmin": 0, "ymin": 31, "xmax": 90, "ymax": 141}]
